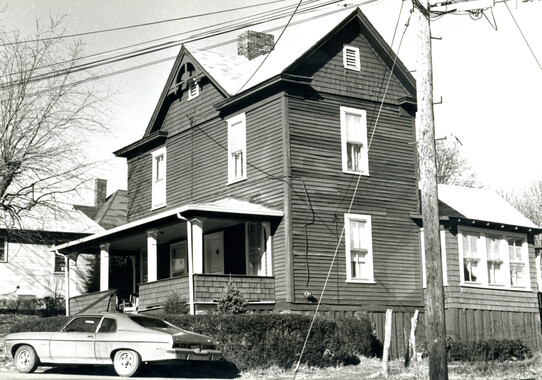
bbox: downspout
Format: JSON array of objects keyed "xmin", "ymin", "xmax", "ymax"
[
  {"xmin": 177, "ymin": 213, "xmax": 195, "ymax": 315},
  {"xmin": 55, "ymin": 250, "xmax": 70, "ymax": 316}
]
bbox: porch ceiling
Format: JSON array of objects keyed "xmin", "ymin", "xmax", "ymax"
[{"xmin": 53, "ymin": 199, "xmax": 283, "ymax": 254}]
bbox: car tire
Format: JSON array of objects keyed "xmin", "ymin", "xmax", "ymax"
[
  {"xmin": 14, "ymin": 345, "xmax": 39, "ymax": 373},
  {"xmin": 113, "ymin": 349, "xmax": 141, "ymax": 377}
]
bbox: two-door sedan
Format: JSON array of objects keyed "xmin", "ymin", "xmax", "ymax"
[{"xmin": 3, "ymin": 312, "xmax": 222, "ymax": 377}]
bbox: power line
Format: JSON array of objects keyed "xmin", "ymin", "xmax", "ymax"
[
  {"xmin": 503, "ymin": 1, "xmax": 542, "ymax": 71},
  {"xmin": 0, "ymin": 0, "xmax": 286, "ymax": 47},
  {"xmin": 0, "ymin": 0, "xmax": 337, "ymax": 90}
]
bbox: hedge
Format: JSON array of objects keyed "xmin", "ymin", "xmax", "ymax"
[
  {"xmin": 447, "ymin": 338, "xmax": 532, "ymax": 362},
  {"xmin": 9, "ymin": 313, "xmax": 381, "ymax": 370}
]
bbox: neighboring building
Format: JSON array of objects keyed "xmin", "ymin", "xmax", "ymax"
[
  {"xmin": 54, "ymin": 8, "xmax": 542, "ymax": 356},
  {"xmin": 0, "ymin": 207, "xmax": 104, "ymax": 300},
  {"xmin": 426, "ymin": 185, "xmax": 541, "ymax": 348}
]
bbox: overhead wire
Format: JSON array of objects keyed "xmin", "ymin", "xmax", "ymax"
[
  {"xmin": 503, "ymin": 1, "xmax": 541, "ymax": 71},
  {"xmin": 0, "ymin": 0, "xmax": 287, "ymax": 47},
  {"xmin": 0, "ymin": 0, "xmax": 337, "ymax": 90}
]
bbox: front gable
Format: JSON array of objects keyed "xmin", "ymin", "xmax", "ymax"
[{"xmin": 286, "ymin": 11, "xmax": 414, "ymax": 104}]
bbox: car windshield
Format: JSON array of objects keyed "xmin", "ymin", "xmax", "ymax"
[{"xmin": 129, "ymin": 316, "xmax": 170, "ymax": 329}]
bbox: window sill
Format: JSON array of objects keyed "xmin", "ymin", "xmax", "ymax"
[
  {"xmin": 346, "ymin": 279, "xmax": 376, "ymax": 284},
  {"xmin": 460, "ymin": 283, "xmax": 532, "ymax": 292},
  {"xmin": 342, "ymin": 169, "xmax": 369, "ymax": 176},
  {"xmin": 151, "ymin": 203, "xmax": 167, "ymax": 211},
  {"xmin": 228, "ymin": 176, "xmax": 247, "ymax": 185}
]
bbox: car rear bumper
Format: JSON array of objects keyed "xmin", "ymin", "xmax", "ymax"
[{"xmin": 165, "ymin": 348, "xmax": 222, "ymax": 361}]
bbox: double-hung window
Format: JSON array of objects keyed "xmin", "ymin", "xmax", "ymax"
[
  {"xmin": 151, "ymin": 147, "xmax": 167, "ymax": 209},
  {"xmin": 0, "ymin": 237, "xmax": 6, "ymax": 262},
  {"xmin": 340, "ymin": 107, "xmax": 368, "ymax": 175},
  {"xmin": 345, "ymin": 214, "xmax": 373, "ymax": 282},
  {"xmin": 462, "ymin": 233, "xmax": 481, "ymax": 283},
  {"xmin": 227, "ymin": 113, "xmax": 247, "ymax": 183},
  {"xmin": 343, "ymin": 45, "xmax": 361, "ymax": 71},
  {"xmin": 458, "ymin": 228, "xmax": 530, "ymax": 289},
  {"xmin": 246, "ymin": 222, "xmax": 271, "ymax": 276},
  {"xmin": 508, "ymin": 238, "xmax": 526, "ymax": 286}
]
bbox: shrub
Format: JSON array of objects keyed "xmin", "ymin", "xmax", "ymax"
[
  {"xmin": 163, "ymin": 293, "xmax": 189, "ymax": 315},
  {"xmin": 9, "ymin": 315, "xmax": 69, "ymax": 333},
  {"xmin": 447, "ymin": 338, "xmax": 532, "ymax": 362},
  {"xmin": 329, "ymin": 317, "xmax": 383, "ymax": 363},
  {"xmin": 216, "ymin": 280, "xmax": 248, "ymax": 315},
  {"xmin": 161, "ymin": 313, "xmax": 380, "ymax": 370},
  {"xmin": 0, "ymin": 297, "xmax": 65, "ymax": 317}
]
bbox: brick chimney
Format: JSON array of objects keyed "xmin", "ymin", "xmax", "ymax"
[
  {"xmin": 94, "ymin": 178, "xmax": 107, "ymax": 209},
  {"xmin": 237, "ymin": 31, "xmax": 274, "ymax": 60}
]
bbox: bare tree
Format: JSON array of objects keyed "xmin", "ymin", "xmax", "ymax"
[
  {"xmin": 435, "ymin": 135, "xmax": 477, "ymax": 187},
  {"xmin": 0, "ymin": 17, "xmax": 108, "ymax": 228}
]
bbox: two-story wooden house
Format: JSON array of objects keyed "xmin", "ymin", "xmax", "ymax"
[{"xmin": 55, "ymin": 7, "xmax": 542, "ymax": 354}]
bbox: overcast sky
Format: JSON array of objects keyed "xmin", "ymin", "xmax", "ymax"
[{"xmin": 4, "ymin": 0, "xmax": 541, "ymax": 201}]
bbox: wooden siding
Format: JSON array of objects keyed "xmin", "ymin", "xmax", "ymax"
[
  {"xmin": 138, "ymin": 276, "xmax": 189, "ymax": 310},
  {"xmin": 287, "ymin": 94, "xmax": 421, "ymax": 307},
  {"xmin": 442, "ymin": 228, "xmax": 540, "ymax": 312},
  {"xmin": 194, "ymin": 274, "xmax": 274, "ymax": 302},
  {"xmin": 69, "ymin": 289, "xmax": 116, "ymax": 315},
  {"xmin": 290, "ymin": 20, "xmax": 411, "ymax": 104}
]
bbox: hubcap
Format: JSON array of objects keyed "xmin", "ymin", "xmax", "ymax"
[
  {"xmin": 120, "ymin": 352, "xmax": 133, "ymax": 369},
  {"xmin": 17, "ymin": 350, "xmax": 30, "ymax": 368}
]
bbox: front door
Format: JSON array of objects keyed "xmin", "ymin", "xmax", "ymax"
[
  {"xmin": 204, "ymin": 232, "xmax": 224, "ymax": 274},
  {"xmin": 50, "ymin": 316, "xmax": 100, "ymax": 362}
]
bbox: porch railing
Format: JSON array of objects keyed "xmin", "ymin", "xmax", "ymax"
[
  {"xmin": 194, "ymin": 274, "xmax": 274, "ymax": 303},
  {"xmin": 138, "ymin": 275, "xmax": 189, "ymax": 310}
]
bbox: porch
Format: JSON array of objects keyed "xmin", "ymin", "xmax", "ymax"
[{"xmin": 55, "ymin": 199, "xmax": 282, "ymax": 315}]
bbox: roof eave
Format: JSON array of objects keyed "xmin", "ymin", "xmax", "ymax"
[{"xmin": 114, "ymin": 131, "xmax": 168, "ymax": 158}]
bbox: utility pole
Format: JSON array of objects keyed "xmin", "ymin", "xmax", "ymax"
[{"xmin": 412, "ymin": 0, "xmax": 448, "ymax": 379}]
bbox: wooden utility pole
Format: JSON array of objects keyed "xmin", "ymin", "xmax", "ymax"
[{"xmin": 413, "ymin": 0, "xmax": 448, "ymax": 379}]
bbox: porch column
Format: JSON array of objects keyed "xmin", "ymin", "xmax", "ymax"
[
  {"xmin": 100, "ymin": 243, "xmax": 110, "ymax": 291},
  {"xmin": 186, "ymin": 217, "xmax": 205, "ymax": 315},
  {"xmin": 146, "ymin": 230, "xmax": 158, "ymax": 283}
]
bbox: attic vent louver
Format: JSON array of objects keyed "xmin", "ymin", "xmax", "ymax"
[
  {"xmin": 343, "ymin": 45, "xmax": 360, "ymax": 71},
  {"xmin": 237, "ymin": 31, "xmax": 274, "ymax": 60}
]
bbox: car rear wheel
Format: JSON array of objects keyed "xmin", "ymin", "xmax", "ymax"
[
  {"xmin": 14, "ymin": 345, "xmax": 39, "ymax": 373},
  {"xmin": 113, "ymin": 349, "xmax": 141, "ymax": 377}
]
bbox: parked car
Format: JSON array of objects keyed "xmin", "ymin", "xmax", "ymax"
[{"xmin": 3, "ymin": 312, "xmax": 222, "ymax": 377}]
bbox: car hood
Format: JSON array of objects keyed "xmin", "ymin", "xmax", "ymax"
[{"xmin": 5, "ymin": 331, "xmax": 56, "ymax": 341}]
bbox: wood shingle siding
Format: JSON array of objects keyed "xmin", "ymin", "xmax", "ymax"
[
  {"xmin": 138, "ymin": 276, "xmax": 189, "ymax": 310},
  {"xmin": 194, "ymin": 274, "xmax": 274, "ymax": 303}
]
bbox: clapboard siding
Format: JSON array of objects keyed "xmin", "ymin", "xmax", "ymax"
[
  {"xmin": 440, "ymin": 228, "xmax": 540, "ymax": 312},
  {"xmin": 290, "ymin": 19, "xmax": 411, "ymax": 104},
  {"xmin": 287, "ymin": 91, "xmax": 421, "ymax": 307}
]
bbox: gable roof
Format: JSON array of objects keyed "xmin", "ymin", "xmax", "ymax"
[
  {"xmin": 438, "ymin": 185, "xmax": 539, "ymax": 230},
  {"xmin": 94, "ymin": 190, "xmax": 128, "ymax": 230},
  {"xmin": 142, "ymin": 7, "xmax": 415, "ymax": 137},
  {"xmin": 0, "ymin": 207, "xmax": 105, "ymax": 235}
]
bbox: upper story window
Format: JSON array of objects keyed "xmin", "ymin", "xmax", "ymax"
[
  {"xmin": 187, "ymin": 78, "xmax": 199, "ymax": 100},
  {"xmin": 345, "ymin": 213, "xmax": 374, "ymax": 283},
  {"xmin": 458, "ymin": 228, "xmax": 530, "ymax": 289},
  {"xmin": 340, "ymin": 106, "xmax": 368, "ymax": 175},
  {"xmin": 343, "ymin": 45, "xmax": 360, "ymax": 71},
  {"xmin": 227, "ymin": 113, "xmax": 247, "ymax": 184},
  {"xmin": 151, "ymin": 147, "xmax": 167, "ymax": 209},
  {"xmin": 0, "ymin": 237, "xmax": 7, "ymax": 262}
]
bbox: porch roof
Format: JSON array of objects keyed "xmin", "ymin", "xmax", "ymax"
[{"xmin": 53, "ymin": 198, "xmax": 283, "ymax": 254}]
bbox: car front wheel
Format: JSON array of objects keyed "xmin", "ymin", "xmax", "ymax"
[
  {"xmin": 14, "ymin": 345, "xmax": 39, "ymax": 373},
  {"xmin": 113, "ymin": 349, "xmax": 141, "ymax": 377}
]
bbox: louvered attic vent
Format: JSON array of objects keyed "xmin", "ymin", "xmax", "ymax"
[
  {"xmin": 343, "ymin": 45, "xmax": 360, "ymax": 71},
  {"xmin": 187, "ymin": 78, "xmax": 199, "ymax": 100}
]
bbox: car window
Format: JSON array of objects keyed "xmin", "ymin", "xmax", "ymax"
[
  {"xmin": 129, "ymin": 316, "xmax": 169, "ymax": 328},
  {"xmin": 98, "ymin": 318, "xmax": 117, "ymax": 333},
  {"xmin": 64, "ymin": 317, "xmax": 102, "ymax": 333}
]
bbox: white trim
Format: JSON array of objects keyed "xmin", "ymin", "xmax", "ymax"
[
  {"xmin": 245, "ymin": 221, "xmax": 272, "ymax": 276},
  {"xmin": 420, "ymin": 228, "xmax": 448, "ymax": 288},
  {"xmin": 340, "ymin": 106, "xmax": 368, "ymax": 175},
  {"xmin": 227, "ymin": 113, "xmax": 247, "ymax": 184},
  {"xmin": 343, "ymin": 45, "xmax": 361, "ymax": 71},
  {"xmin": 345, "ymin": 213, "xmax": 374, "ymax": 283},
  {"xmin": 151, "ymin": 146, "xmax": 167, "ymax": 210},
  {"xmin": 457, "ymin": 226, "xmax": 531, "ymax": 290},
  {"xmin": 536, "ymin": 250, "xmax": 542, "ymax": 292}
]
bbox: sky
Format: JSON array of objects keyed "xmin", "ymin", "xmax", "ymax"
[{"xmin": 3, "ymin": 0, "xmax": 541, "ymax": 203}]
